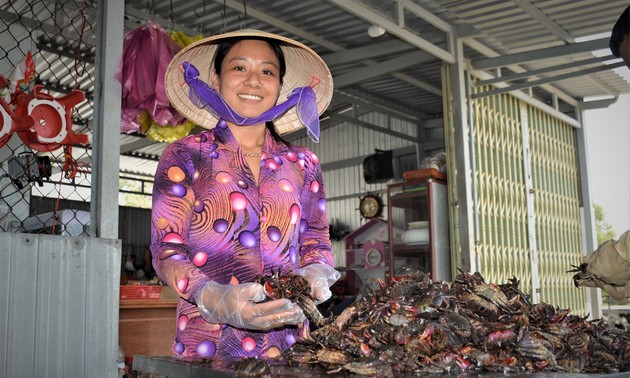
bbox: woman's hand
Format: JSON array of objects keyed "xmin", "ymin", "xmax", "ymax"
[
  {"xmin": 575, "ymin": 230, "xmax": 630, "ymax": 286},
  {"xmin": 577, "ymin": 275, "xmax": 630, "ymax": 301},
  {"xmin": 195, "ymin": 281, "xmax": 306, "ymax": 330},
  {"xmin": 294, "ymin": 264, "xmax": 341, "ymax": 304}
]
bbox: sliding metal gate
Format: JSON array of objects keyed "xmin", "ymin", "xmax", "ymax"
[{"xmin": 444, "ymin": 68, "xmax": 585, "ymax": 314}]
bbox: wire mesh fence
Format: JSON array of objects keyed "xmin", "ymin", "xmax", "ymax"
[{"xmin": 0, "ymin": 0, "xmax": 96, "ymax": 236}]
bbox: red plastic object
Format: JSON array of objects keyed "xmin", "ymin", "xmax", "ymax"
[
  {"xmin": 14, "ymin": 85, "xmax": 89, "ymax": 152},
  {"xmin": 402, "ymin": 168, "xmax": 447, "ymax": 182},
  {"xmin": 119, "ymin": 285, "xmax": 162, "ymax": 300},
  {"xmin": 0, "ymin": 75, "xmax": 34, "ymax": 148}
]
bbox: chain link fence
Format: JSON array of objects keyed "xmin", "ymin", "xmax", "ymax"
[{"xmin": 0, "ymin": 0, "xmax": 96, "ymax": 236}]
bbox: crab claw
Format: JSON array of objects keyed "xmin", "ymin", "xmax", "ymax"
[
  {"xmin": 568, "ymin": 263, "xmax": 591, "ymax": 288},
  {"xmin": 297, "ymin": 295, "xmax": 325, "ymax": 328},
  {"xmin": 566, "ymin": 263, "xmax": 587, "ymax": 274},
  {"xmin": 360, "ymin": 342, "xmax": 372, "ymax": 357},
  {"xmin": 573, "ymin": 274, "xmax": 581, "ymax": 288},
  {"xmin": 456, "ymin": 355, "xmax": 472, "ymax": 370},
  {"xmin": 264, "ymin": 282, "xmax": 278, "ymax": 299}
]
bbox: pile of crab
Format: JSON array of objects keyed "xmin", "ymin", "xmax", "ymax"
[{"xmin": 277, "ymin": 270, "xmax": 630, "ymax": 377}]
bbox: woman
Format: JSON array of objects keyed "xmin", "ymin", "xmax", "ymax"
[{"xmin": 153, "ymin": 30, "xmax": 338, "ymax": 358}]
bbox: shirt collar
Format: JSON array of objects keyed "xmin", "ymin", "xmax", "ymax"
[{"xmin": 211, "ymin": 120, "xmax": 289, "ymax": 158}]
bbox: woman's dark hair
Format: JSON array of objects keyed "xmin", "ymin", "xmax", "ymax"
[
  {"xmin": 213, "ymin": 36, "xmax": 291, "ymax": 146},
  {"xmin": 610, "ymin": 5, "xmax": 630, "ymax": 58}
]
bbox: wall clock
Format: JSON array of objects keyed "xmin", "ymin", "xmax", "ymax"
[
  {"xmin": 365, "ymin": 247, "xmax": 384, "ymax": 268},
  {"xmin": 359, "ymin": 194, "xmax": 383, "ymax": 219}
]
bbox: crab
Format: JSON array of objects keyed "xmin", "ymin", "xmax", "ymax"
[{"xmin": 253, "ymin": 267, "xmax": 325, "ymax": 327}]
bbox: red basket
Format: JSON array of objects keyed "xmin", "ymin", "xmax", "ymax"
[{"xmin": 120, "ymin": 285, "xmax": 162, "ymax": 300}]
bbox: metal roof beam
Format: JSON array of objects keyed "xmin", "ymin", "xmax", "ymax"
[
  {"xmin": 286, "ymin": 110, "xmax": 419, "ymax": 143},
  {"xmin": 0, "ymin": 9, "xmax": 70, "ymax": 41},
  {"xmin": 512, "ymin": 0, "xmax": 573, "ymax": 43},
  {"xmin": 74, "ymin": 138, "xmax": 162, "ymax": 169},
  {"xmin": 124, "ymin": 5, "xmax": 199, "ymax": 36},
  {"xmin": 469, "ymin": 58, "xmax": 581, "ymax": 127},
  {"xmin": 472, "ymin": 71, "xmax": 580, "ymax": 128},
  {"xmin": 321, "ymin": 40, "xmax": 415, "ymax": 66},
  {"xmin": 334, "ymin": 50, "xmax": 434, "ymax": 88},
  {"xmin": 120, "ymin": 137, "xmax": 158, "ymax": 154},
  {"xmin": 213, "ymin": 0, "xmax": 343, "ymax": 52},
  {"xmin": 471, "ymin": 37, "xmax": 609, "ymax": 70},
  {"xmin": 505, "ymin": 5, "xmax": 623, "ymax": 99},
  {"xmin": 327, "ymin": 113, "xmax": 418, "ymax": 142},
  {"xmin": 333, "ymin": 91, "xmax": 422, "ymax": 122},
  {"xmin": 328, "ymin": 0, "xmax": 455, "ymax": 63},
  {"xmin": 148, "ymin": 0, "xmax": 195, "ymax": 17},
  {"xmin": 472, "ymin": 61, "xmax": 626, "ymax": 99},
  {"xmin": 321, "ymin": 145, "xmax": 418, "ymax": 172},
  {"xmin": 477, "ymin": 55, "xmax": 615, "ymax": 86},
  {"xmin": 580, "ymin": 98, "xmax": 618, "ymax": 111},
  {"xmin": 340, "ymin": 89, "xmax": 428, "ymax": 119},
  {"xmin": 36, "ymin": 36, "xmax": 95, "ymax": 65},
  {"xmin": 391, "ymin": 71, "xmax": 443, "ymax": 97},
  {"xmin": 464, "ymin": 38, "xmax": 578, "ymax": 106},
  {"xmin": 285, "ymin": 111, "xmax": 345, "ymax": 142},
  {"xmin": 399, "ymin": 0, "xmax": 453, "ymax": 33}
]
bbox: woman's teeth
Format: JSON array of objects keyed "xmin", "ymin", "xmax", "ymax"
[{"xmin": 239, "ymin": 94, "xmax": 262, "ymax": 101}]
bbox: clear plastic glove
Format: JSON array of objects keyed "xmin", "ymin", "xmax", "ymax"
[
  {"xmin": 573, "ymin": 230, "xmax": 630, "ymax": 300},
  {"xmin": 294, "ymin": 264, "xmax": 341, "ymax": 304},
  {"xmin": 195, "ymin": 281, "xmax": 306, "ymax": 330},
  {"xmin": 577, "ymin": 276, "xmax": 630, "ymax": 301},
  {"xmin": 580, "ymin": 230, "xmax": 630, "ymax": 286}
]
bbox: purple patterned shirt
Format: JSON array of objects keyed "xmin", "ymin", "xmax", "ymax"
[{"xmin": 150, "ymin": 120, "xmax": 334, "ymax": 358}]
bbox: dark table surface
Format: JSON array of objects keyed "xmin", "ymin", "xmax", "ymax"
[
  {"xmin": 133, "ymin": 355, "xmax": 630, "ymax": 378},
  {"xmin": 133, "ymin": 355, "xmax": 340, "ymax": 377}
]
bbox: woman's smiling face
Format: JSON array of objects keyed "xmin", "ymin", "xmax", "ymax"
[{"xmin": 212, "ymin": 39, "xmax": 282, "ymax": 119}]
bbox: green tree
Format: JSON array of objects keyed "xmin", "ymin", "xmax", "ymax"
[{"xmin": 594, "ymin": 204, "xmax": 616, "ymax": 245}]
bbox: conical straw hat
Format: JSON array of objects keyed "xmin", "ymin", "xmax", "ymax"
[{"xmin": 165, "ymin": 29, "xmax": 333, "ymax": 135}]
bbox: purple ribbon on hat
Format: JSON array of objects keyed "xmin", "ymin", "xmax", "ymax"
[{"xmin": 182, "ymin": 61, "xmax": 320, "ymax": 143}]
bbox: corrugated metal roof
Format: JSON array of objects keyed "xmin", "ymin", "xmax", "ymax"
[
  {"xmin": 2, "ymin": 0, "xmax": 629, "ymax": 177},
  {"xmin": 437, "ymin": 0, "xmax": 630, "ymax": 99}
]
